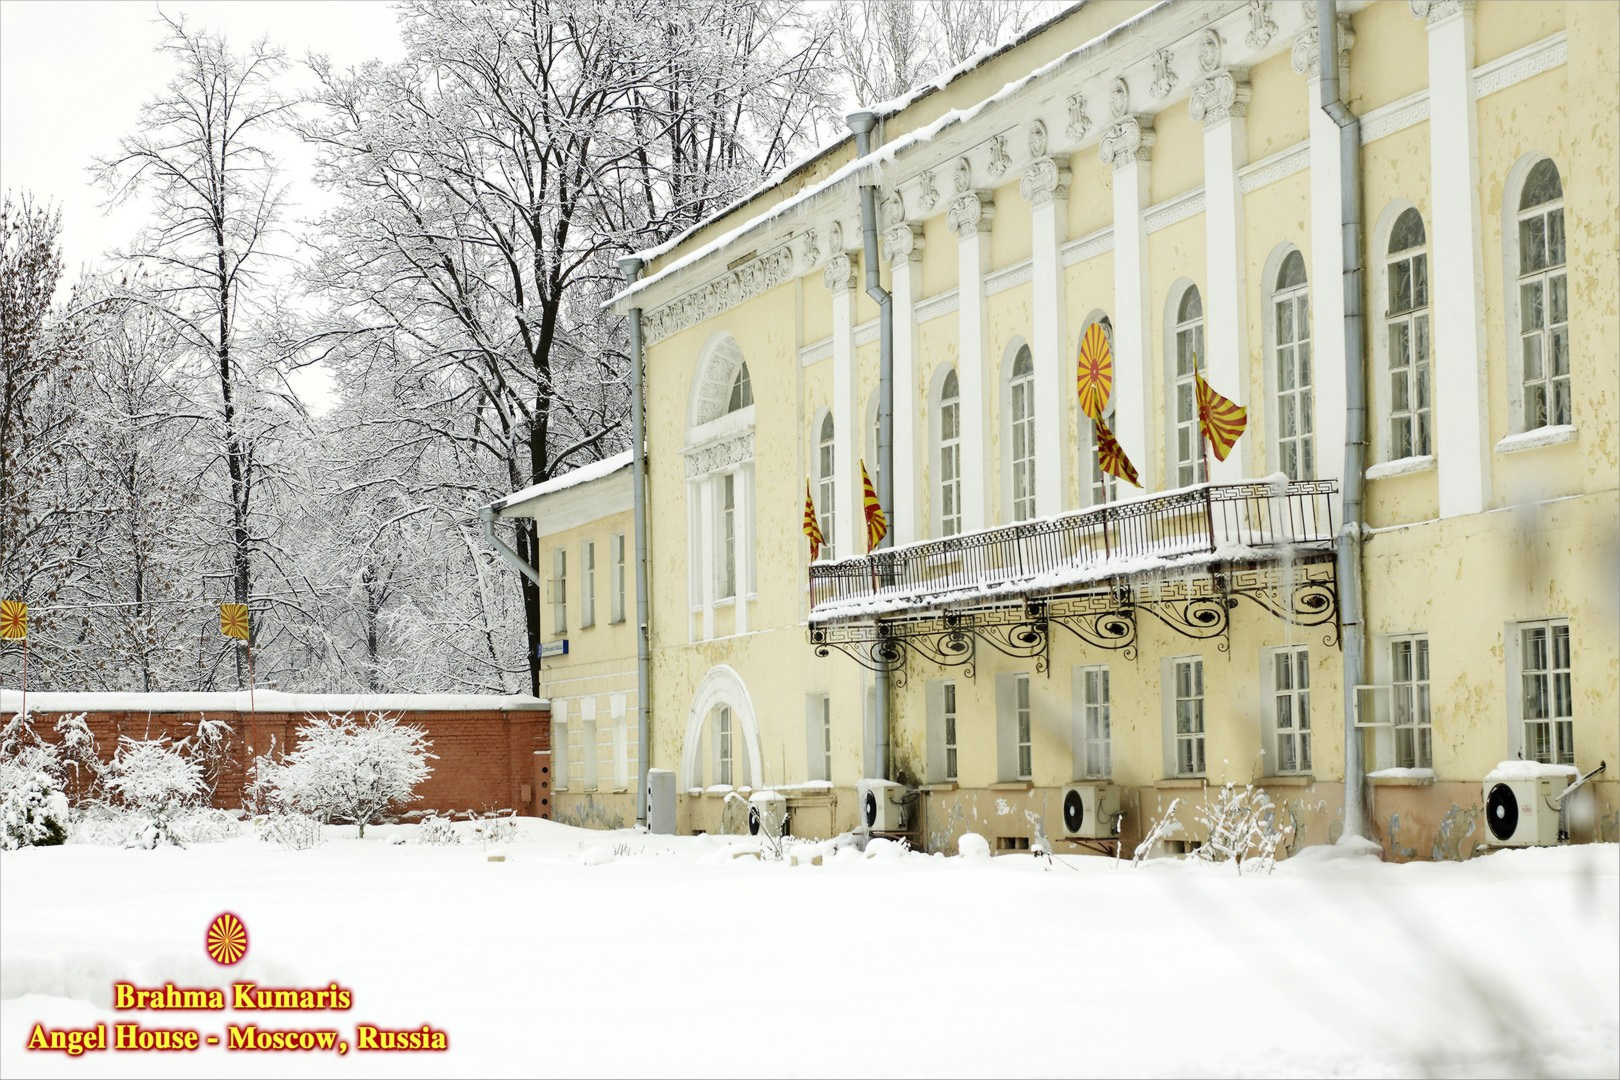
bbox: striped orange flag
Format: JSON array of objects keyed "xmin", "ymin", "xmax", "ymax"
[
  {"xmin": 859, "ymin": 460, "xmax": 888, "ymax": 552},
  {"xmin": 1194, "ymin": 369, "xmax": 1248, "ymax": 463},
  {"xmin": 802, "ymin": 479, "xmax": 825, "ymax": 561},
  {"xmin": 220, "ymin": 603, "xmax": 251, "ymax": 641},
  {"xmin": 1093, "ymin": 417, "xmax": 1141, "ymax": 488}
]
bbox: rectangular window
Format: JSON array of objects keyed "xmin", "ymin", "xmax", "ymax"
[
  {"xmin": 1174, "ymin": 315, "xmax": 1206, "ymax": 486},
  {"xmin": 1171, "ymin": 657, "xmax": 1205, "ymax": 776},
  {"xmin": 1015, "ymin": 674, "xmax": 1033, "ymax": 780},
  {"xmin": 943, "ymin": 682, "xmax": 958, "ymax": 782},
  {"xmin": 552, "ymin": 700, "xmax": 569, "ymax": 792},
  {"xmin": 580, "ymin": 697, "xmax": 598, "ymax": 791},
  {"xmin": 611, "ymin": 533, "xmax": 626, "ymax": 624},
  {"xmin": 1390, "ymin": 635, "xmax": 1432, "ymax": 769},
  {"xmin": 1268, "ymin": 646, "xmax": 1312, "ymax": 774},
  {"xmin": 822, "ymin": 696, "xmax": 833, "ymax": 783},
  {"xmin": 717, "ymin": 705, "xmax": 733, "ymax": 786},
  {"xmin": 550, "ymin": 549, "xmax": 567, "ymax": 635},
  {"xmin": 718, "ymin": 474, "xmax": 737, "ymax": 600},
  {"xmin": 1518, "ymin": 619, "xmax": 1573, "ymax": 765},
  {"xmin": 1387, "ymin": 247, "xmax": 1431, "ymax": 459},
  {"xmin": 1079, "ymin": 665, "xmax": 1111, "ymax": 779},
  {"xmin": 580, "ymin": 541, "xmax": 596, "ymax": 628},
  {"xmin": 611, "ymin": 693, "xmax": 629, "ymax": 790},
  {"xmin": 1518, "ymin": 191, "xmax": 1569, "ymax": 429}
]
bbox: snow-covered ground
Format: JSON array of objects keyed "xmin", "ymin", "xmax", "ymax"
[{"xmin": 2, "ymin": 821, "xmax": 1615, "ymax": 1078}]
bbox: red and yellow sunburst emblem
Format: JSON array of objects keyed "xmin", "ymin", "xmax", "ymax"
[{"xmin": 205, "ymin": 912, "xmax": 248, "ymax": 965}]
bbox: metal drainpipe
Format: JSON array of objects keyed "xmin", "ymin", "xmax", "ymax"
[
  {"xmin": 618, "ymin": 255, "xmax": 654, "ymax": 827},
  {"xmin": 847, "ymin": 110, "xmax": 894, "ymax": 783},
  {"xmin": 1318, "ymin": 0, "xmax": 1369, "ymax": 841}
]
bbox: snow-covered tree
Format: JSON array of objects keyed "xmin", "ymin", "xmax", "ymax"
[{"xmin": 256, "ymin": 711, "xmax": 436, "ymax": 836}]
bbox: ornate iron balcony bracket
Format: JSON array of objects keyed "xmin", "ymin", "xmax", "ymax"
[{"xmin": 1223, "ymin": 560, "xmax": 1341, "ymax": 647}]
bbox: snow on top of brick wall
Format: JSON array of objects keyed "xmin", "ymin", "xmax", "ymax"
[{"xmin": 1, "ymin": 689, "xmax": 548, "ymax": 715}]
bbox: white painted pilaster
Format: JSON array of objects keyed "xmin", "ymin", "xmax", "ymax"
[
  {"xmin": 1022, "ymin": 140, "xmax": 1071, "ymax": 516},
  {"xmin": 1193, "ymin": 69, "xmax": 1252, "ymax": 483},
  {"xmin": 883, "ymin": 221, "xmax": 924, "ymax": 545},
  {"xmin": 1424, "ymin": 2, "xmax": 1490, "ymax": 516},
  {"xmin": 825, "ymin": 253, "xmax": 860, "ymax": 557},
  {"xmin": 1101, "ymin": 99, "xmax": 1155, "ymax": 488},
  {"xmin": 698, "ymin": 476, "xmax": 715, "ymax": 640},
  {"xmin": 1296, "ymin": 20, "xmax": 1352, "ymax": 487},
  {"xmin": 948, "ymin": 188, "xmax": 994, "ymax": 531}
]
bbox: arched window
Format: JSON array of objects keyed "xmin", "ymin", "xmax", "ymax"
[
  {"xmin": 1272, "ymin": 251, "xmax": 1312, "ymax": 480},
  {"xmin": 864, "ymin": 396, "xmax": 883, "ymax": 510},
  {"xmin": 1516, "ymin": 158, "xmax": 1568, "ymax": 429},
  {"xmin": 816, "ymin": 413, "xmax": 836, "ymax": 561},
  {"xmin": 1385, "ymin": 209, "xmax": 1431, "ymax": 459},
  {"xmin": 937, "ymin": 371, "xmax": 963, "ymax": 537},
  {"xmin": 1008, "ymin": 346, "xmax": 1036, "ymax": 521},
  {"xmin": 727, "ymin": 363, "xmax": 753, "ymax": 412},
  {"xmin": 1078, "ymin": 315, "xmax": 1117, "ymax": 507},
  {"xmin": 715, "ymin": 705, "xmax": 733, "ymax": 786},
  {"xmin": 1172, "ymin": 286, "xmax": 1206, "ymax": 486}
]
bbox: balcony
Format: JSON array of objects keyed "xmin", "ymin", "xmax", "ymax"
[{"xmin": 809, "ymin": 480, "xmax": 1338, "ymax": 623}]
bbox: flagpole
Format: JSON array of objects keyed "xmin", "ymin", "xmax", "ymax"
[
  {"xmin": 19, "ymin": 635, "xmax": 27, "ymax": 721},
  {"xmin": 1193, "ymin": 351, "xmax": 1217, "ymax": 549},
  {"xmin": 246, "ymin": 636, "xmax": 256, "ymax": 715}
]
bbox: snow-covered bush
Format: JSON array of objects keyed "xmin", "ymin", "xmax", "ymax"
[
  {"xmin": 418, "ymin": 813, "xmax": 461, "ymax": 845},
  {"xmin": 174, "ymin": 716, "xmax": 236, "ymax": 801},
  {"xmin": 254, "ymin": 811, "xmax": 323, "ymax": 850},
  {"xmin": 471, "ymin": 812, "xmax": 517, "ymax": 847},
  {"xmin": 170, "ymin": 807, "xmax": 242, "ymax": 844},
  {"xmin": 1192, "ymin": 784, "xmax": 1292, "ymax": 875},
  {"xmin": 104, "ymin": 736, "xmax": 205, "ymax": 848},
  {"xmin": 0, "ymin": 745, "xmax": 71, "ymax": 850},
  {"xmin": 254, "ymin": 712, "xmax": 436, "ymax": 837},
  {"xmin": 1132, "ymin": 798, "xmax": 1183, "ymax": 865}
]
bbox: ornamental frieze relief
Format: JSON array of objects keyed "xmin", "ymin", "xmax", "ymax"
[
  {"xmin": 684, "ymin": 430, "xmax": 755, "ymax": 478},
  {"xmin": 642, "ymin": 243, "xmax": 796, "ymax": 344}
]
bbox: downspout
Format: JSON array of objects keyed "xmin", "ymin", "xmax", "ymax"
[
  {"xmin": 848, "ymin": 110, "xmax": 894, "ymax": 783},
  {"xmin": 619, "ymin": 255, "xmax": 654, "ymax": 827},
  {"xmin": 1318, "ymin": 0, "xmax": 1369, "ymax": 841}
]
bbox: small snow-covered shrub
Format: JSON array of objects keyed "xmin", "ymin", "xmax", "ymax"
[
  {"xmin": 1192, "ymin": 784, "xmax": 1292, "ymax": 875},
  {"xmin": 104, "ymin": 736, "xmax": 205, "ymax": 848},
  {"xmin": 254, "ymin": 712, "xmax": 436, "ymax": 838},
  {"xmin": 471, "ymin": 812, "xmax": 517, "ymax": 847},
  {"xmin": 0, "ymin": 746, "xmax": 70, "ymax": 850},
  {"xmin": 175, "ymin": 715, "xmax": 236, "ymax": 801},
  {"xmin": 1132, "ymin": 798, "xmax": 1183, "ymax": 865},
  {"xmin": 418, "ymin": 814, "xmax": 461, "ymax": 846},
  {"xmin": 170, "ymin": 807, "xmax": 241, "ymax": 845},
  {"xmin": 254, "ymin": 812, "xmax": 324, "ymax": 850}
]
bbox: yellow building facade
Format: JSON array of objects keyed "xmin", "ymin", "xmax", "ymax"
[{"xmin": 524, "ymin": 0, "xmax": 1617, "ymax": 858}]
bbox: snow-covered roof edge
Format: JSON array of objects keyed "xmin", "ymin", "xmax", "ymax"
[
  {"xmin": 487, "ymin": 450, "xmax": 632, "ymax": 514},
  {"xmin": 2, "ymin": 690, "xmax": 549, "ymax": 714},
  {"xmin": 605, "ymin": 0, "xmax": 1173, "ymax": 313}
]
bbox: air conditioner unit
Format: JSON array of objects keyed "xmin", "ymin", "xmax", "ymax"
[
  {"xmin": 748, "ymin": 792, "xmax": 788, "ymax": 840},
  {"xmin": 857, "ymin": 778, "xmax": 907, "ymax": 832},
  {"xmin": 1060, "ymin": 782, "xmax": 1122, "ymax": 839},
  {"xmin": 1483, "ymin": 770, "xmax": 1563, "ymax": 847},
  {"xmin": 646, "ymin": 768, "xmax": 676, "ymax": 835}
]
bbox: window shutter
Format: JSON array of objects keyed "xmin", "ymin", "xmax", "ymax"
[
  {"xmin": 994, "ymin": 674, "xmax": 1018, "ymax": 783},
  {"xmin": 925, "ymin": 680, "xmax": 947, "ymax": 784}
]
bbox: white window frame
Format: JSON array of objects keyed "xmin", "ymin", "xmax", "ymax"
[
  {"xmin": 1389, "ymin": 634, "xmax": 1432, "ymax": 770},
  {"xmin": 1510, "ymin": 618, "xmax": 1573, "ymax": 766},
  {"xmin": 1171, "ymin": 286, "xmax": 1206, "ymax": 487},
  {"xmin": 728, "ymin": 363, "xmax": 753, "ymax": 412},
  {"xmin": 943, "ymin": 682, "xmax": 959, "ymax": 783},
  {"xmin": 928, "ymin": 679, "xmax": 960, "ymax": 784},
  {"xmin": 550, "ymin": 548, "xmax": 567, "ymax": 635},
  {"xmin": 716, "ymin": 705, "xmax": 733, "ymax": 786},
  {"xmin": 937, "ymin": 370, "xmax": 963, "ymax": 537},
  {"xmin": 1272, "ymin": 251, "xmax": 1313, "ymax": 481},
  {"xmin": 579, "ymin": 696, "xmax": 598, "ymax": 791},
  {"xmin": 1074, "ymin": 664, "xmax": 1111, "ymax": 780},
  {"xmin": 1015, "ymin": 674, "xmax": 1033, "ymax": 780},
  {"xmin": 1263, "ymin": 645, "xmax": 1312, "ymax": 776},
  {"xmin": 610, "ymin": 693, "xmax": 629, "ymax": 790},
  {"xmin": 816, "ymin": 412, "xmax": 837, "ymax": 561},
  {"xmin": 717, "ymin": 473, "xmax": 737, "ymax": 601},
  {"xmin": 552, "ymin": 699, "xmax": 569, "ymax": 792},
  {"xmin": 1007, "ymin": 345, "xmax": 1037, "ymax": 522},
  {"xmin": 610, "ymin": 533, "xmax": 626, "ymax": 624},
  {"xmin": 580, "ymin": 540, "xmax": 596, "ymax": 628},
  {"xmin": 865, "ymin": 395, "xmax": 883, "ymax": 516},
  {"xmin": 1511, "ymin": 159, "xmax": 1570, "ymax": 432},
  {"xmin": 1383, "ymin": 209, "xmax": 1432, "ymax": 461},
  {"xmin": 1164, "ymin": 656, "xmax": 1205, "ymax": 777}
]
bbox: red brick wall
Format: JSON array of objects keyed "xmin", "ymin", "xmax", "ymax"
[{"xmin": 29, "ymin": 706, "xmax": 552, "ymax": 819}]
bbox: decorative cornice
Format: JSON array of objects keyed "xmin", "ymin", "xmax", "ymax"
[
  {"xmin": 799, "ymin": 228, "xmax": 820, "ymax": 272},
  {"xmin": 1144, "ymin": 188, "xmax": 1206, "ymax": 234},
  {"xmin": 951, "ymin": 156, "xmax": 973, "ymax": 194},
  {"xmin": 1149, "ymin": 48, "xmax": 1178, "ymax": 99},
  {"xmin": 684, "ymin": 429, "xmax": 754, "ymax": 478},
  {"xmin": 1099, "ymin": 115, "xmax": 1155, "ymax": 169},
  {"xmin": 1237, "ymin": 142, "xmax": 1309, "ymax": 193},
  {"xmin": 822, "ymin": 251, "xmax": 857, "ymax": 293},
  {"xmin": 1245, "ymin": 0, "xmax": 1278, "ymax": 49},
  {"xmin": 643, "ymin": 243, "xmax": 795, "ymax": 344},
  {"xmin": 880, "ymin": 191, "xmax": 904, "ymax": 227},
  {"xmin": 1108, "ymin": 76, "xmax": 1130, "ymax": 120},
  {"xmin": 1019, "ymin": 158, "xmax": 1071, "ymax": 208},
  {"xmin": 1472, "ymin": 31, "xmax": 1564, "ymax": 98},
  {"xmin": 987, "ymin": 133, "xmax": 1011, "ymax": 178},
  {"xmin": 1410, "ymin": 0, "xmax": 1471, "ymax": 26},
  {"xmin": 1027, "ymin": 118, "xmax": 1049, "ymax": 159},
  {"xmin": 881, "ymin": 223, "xmax": 923, "ymax": 265},
  {"xmin": 1066, "ymin": 93, "xmax": 1092, "ymax": 142},
  {"xmin": 1291, "ymin": 12, "xmax": 1354, "ymax": 80},
  {"xmin": 1197, "ymin": 28, "xmax": 1222, "ymax": 75},
  {"xmin": 947, "ymin": 191, "xmax": 995, "ymax": 238},
  {"xmin": 1189, "ymin": 69, "xmax": 1251, "ymax": 126},
  {"xmin": 917, "ymin": 169, "xmax": 940, "ymax": 212},
  {"xmin": 1061, "ymin": 226, "xmax": 1114, "ymax": 267}
]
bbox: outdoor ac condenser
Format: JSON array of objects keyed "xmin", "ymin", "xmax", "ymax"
[
  {"xmin": 1060, "ymin": 782, "xmax": 1122, "ymax": 840},
  {"xmin": 1483, "ymin": 772, "xmax": 1562, "ymax": 847},
  {"xmin": 646, "ymin": 768, "xmax": 676, "ymax": 835},
  {"xmin": 857, "ymin": 778, "xmax": 906, "ymax": 832},
  {"xmin": 748, "ymin": 791, "xmax": 787, "ymax": 840}
]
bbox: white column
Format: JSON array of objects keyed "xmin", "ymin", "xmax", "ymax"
[
  {"xmin": 948, "ymin": 187, "xmax": 994, "ymax": 531},
  {"xmin": 732, "ymin": 466, "xmax": 750, "ymax": 633},
  {"xmin": 1101, "ymin": 101, "xmax": 1156, "ymax": 489},
  {"xmin": 1193, "ymin": 70, "xmax": 1252, "ymax": 484},
  {"xmin": 825, "ymin": 253, "xmax": 860, "ymax": 557},
  {"xmin": 1022, "ymin": 139, "xmax": 1072, "ymax": 516},
  {"xmin": 698, "ymin": 476, "xmax": 715, "ymax": 640},
  {"xmin": 1424, "ymin": 1, "xmax": 1490, "ymax": 516},
  {"xmin": 1295, "ymin": 19, "xmax": 1352, "ymax": 487},
  {"xmin": 883, "ymin": 221, "xmax": 923, "ymax": 545}
]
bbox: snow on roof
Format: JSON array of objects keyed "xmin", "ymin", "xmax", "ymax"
[
  {"xmin": 608, "ymin": 1, "xmax": 1171, "ymax": 311},
  {"xmin": 488, "ymin": 451, "xmax": 632, "ymax": 513},
  {"xmin": 1, "ymin": 689, "xmax": 548, "ymax": 715}
]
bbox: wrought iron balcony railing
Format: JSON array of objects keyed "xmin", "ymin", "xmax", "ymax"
[{"xmin": 809, "ymin": 480, "xmax": 1338, "ymax": 620}]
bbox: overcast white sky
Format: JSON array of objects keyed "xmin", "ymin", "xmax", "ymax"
[{"xmin": 0, "ymin": 0, "xmax": 403, "ymax": 273}]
